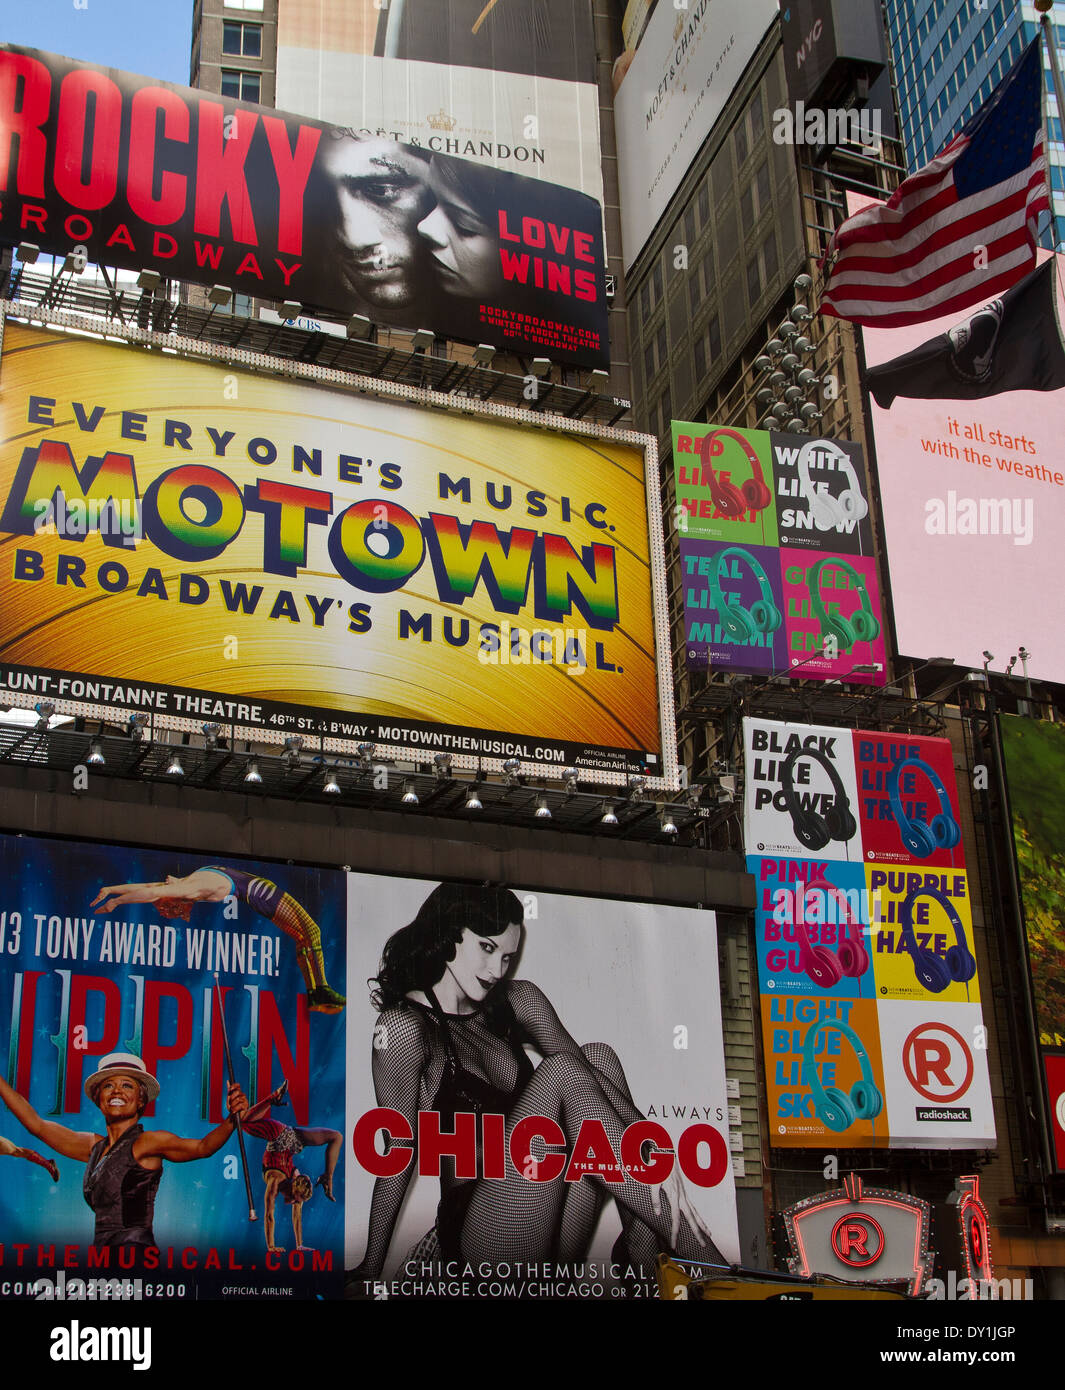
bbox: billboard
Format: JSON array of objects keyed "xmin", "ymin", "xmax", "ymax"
[
  {"xmin": 744, "ymin": 718, "xmax": 995, "ymax": 1148},
  {"xmin": 614, "ymin": 0, "xmax": 777, "ymax": 270},
  {"xmin": 675, "ymin": 422, "xmax": 886, "ymax": 683},
  {"xmin": 274, "ymin": 0, "xmax": 604, "ymax": 205},
  {"xmin": 0, "ymin": 832, "xmax": 345, "ymax": 1300},
  {"xmin": 0, "ymin": 320, "xmax": 667, "ymax": 779},
  {"xmin": 1000, "ymin": 713, "xmax": 1065, "ymax": 1169},
  {"xmin": 344, "ymin": 874, "xmax": 738, "ymax": 1299},
  {"xmin": 860, "ymin": 229, "xmax": 1065, "ymax": 682},
  {"xmin": 0, "ymin": 45, "xmax": 608, "ymax": 369}
]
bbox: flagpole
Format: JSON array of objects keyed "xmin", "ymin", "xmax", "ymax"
[{"xmin": 1036, "ymin": 0, "xmax": 1065, "ymax": 250}]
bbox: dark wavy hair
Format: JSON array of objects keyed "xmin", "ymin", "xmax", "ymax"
[{"xmin": 371, "ymin": 882, "xmax": 524, "ymax": 1036}]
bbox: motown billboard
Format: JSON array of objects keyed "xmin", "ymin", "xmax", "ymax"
[
  {"xmin": 0, "ymin": 832, "xmax": 345, "ymax": 1300},
  {"xmin": 0, "ymin": 319, "xmax": 669, "ymax": 779},
  {"xmin": 275, "ymin": 0, "xmax": 605, "ymax": 206},
  {"xmin": 345, "ymin": 873, "xmax": 738, "ymax": 1299},
  {"xmin": 0, "ymin": 45, "xmax": 608, "ymax": 369}
]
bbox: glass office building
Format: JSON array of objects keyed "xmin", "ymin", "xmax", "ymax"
[{"xmin": 885, "ymin": 1, "xmax": 1065, "ymax": 239}]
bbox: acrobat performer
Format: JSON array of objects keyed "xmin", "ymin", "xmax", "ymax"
[
  {"xmin": 241, "ymin": 1082, "xmax": 341, "ymax": 1255},
  {"xmin": 0, "ymin": 1133, "xmax": 59, "ymax": 1181},
  {"xmin": 0, "ymin": 1052, "xmax": 247, "ymax": 1247},
  {"xmin": 92, "ymin": 866, "xmax": 344, "ymax": 1013}
]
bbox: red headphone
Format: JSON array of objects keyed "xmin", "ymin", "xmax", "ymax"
[
  {"xmin": 696, "ymin": 428, "xmax": 773, "ymax": 519},
  {"xmin": 780, "ymin": 874, "xmax": 870, "ymax": 988}
]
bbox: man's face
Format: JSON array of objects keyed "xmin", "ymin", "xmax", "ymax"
[{"xmin": 320, "ymin": 137, "xmax": 433, "ymax": 311}]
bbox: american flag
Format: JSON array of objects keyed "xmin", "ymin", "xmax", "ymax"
[{"xmin": 820, "ymin": 37, "xmax": 1050, "ymax": 328}]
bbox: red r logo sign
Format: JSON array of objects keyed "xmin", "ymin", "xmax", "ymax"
[{"xmin": 831, "ymin": 1213, "xmax": 885, "ymax": 1267}]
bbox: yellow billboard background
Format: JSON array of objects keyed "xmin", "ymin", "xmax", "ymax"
[{"xmin": 0, "ymin": 324, "xmax": 660, "ymax": 758}]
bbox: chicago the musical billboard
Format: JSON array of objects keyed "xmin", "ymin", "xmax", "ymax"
[
  {"xmin": 345, "ymin": 873, "xmax": 738, "ymax": 1298},
  {"xmin": 0, "ymin": 319, "xmax": 668, "ymax": 778}
]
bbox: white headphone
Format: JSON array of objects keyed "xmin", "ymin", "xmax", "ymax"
[{"xmin": 796, "ymin": 439, "xmax": 869, "ymax": 530}]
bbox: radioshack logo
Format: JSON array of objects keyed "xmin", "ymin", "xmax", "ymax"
[
  {"xmin": 49, "ymin": 1320, "xmax": 151, "ymax": 1371},
  {"xmin": 831, "ymin": 1213, "xmax": 885, "ymax": 1268},
  {"xmin": 903, "ymin": 1022, "xmax": 974, "ymax": 1115}
]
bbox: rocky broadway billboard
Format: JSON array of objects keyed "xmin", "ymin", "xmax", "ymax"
[
  {"xmin": 0, "ymin": 45, "xmax": 608, "ymax": 369},
  {"xmin": 0, "ymin": 832, "xmax": 345, "ymax": 1300},
  {"xmin": 275, "ymin": 0, "xmax": 605, "ymax": 206},
  {"xmin": 0, "ymin": 319, "xmax": 669, "ymax": 779},
  {"xmin": 345, "ymin": 873, "xmax": 738, "ymax": 1299}
]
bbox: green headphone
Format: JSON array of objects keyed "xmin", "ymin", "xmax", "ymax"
[
  {"xmin": 806, "ymin": 557, "xmax": 880, "ymax": 653},
  {"xmin": 708, "ymin": 546, "xmax": 783, "ymax": 644}
]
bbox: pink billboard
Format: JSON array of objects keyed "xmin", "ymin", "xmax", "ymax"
[{"xmin": 856, "ymin": 187, "xmax": 1065, "ymax": 683}]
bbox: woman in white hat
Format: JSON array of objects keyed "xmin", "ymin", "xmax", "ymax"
[{"xmin": 0, "ymin": 1052, "xmax": 247, "ymax": 1248}]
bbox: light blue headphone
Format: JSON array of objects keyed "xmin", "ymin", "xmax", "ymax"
[{"xmin": 802, "ymin": 1017, "xmax": 883, "ymax": 1133}]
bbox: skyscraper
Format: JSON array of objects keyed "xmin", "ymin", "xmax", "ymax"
[{"xmin": 885, "ymin": 1, "xmax": 1064, "ymax": 239}]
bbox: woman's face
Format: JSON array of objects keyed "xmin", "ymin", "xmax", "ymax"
[
  {"xmin": 417, "ymin": 171, "xmax": 499, "ymax": 298},
  {"xmin": 445, "ymin": 923, "xmax": 521, "ymax": 1005}
]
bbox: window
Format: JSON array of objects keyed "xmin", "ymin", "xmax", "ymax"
[
  {"xmin": 224, "ymin": 0, "xmax": 264, "ymax": 9},
  {"xmin": 220, "ymin": 70, "xmax": 261, "ymax": 101},
  {"xmin": 223, "ymin": 21, "xmax": 262, "ymax": 57}
]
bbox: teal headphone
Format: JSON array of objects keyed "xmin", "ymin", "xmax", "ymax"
[
  {"xmin": 708, "ymin": 546, "xmax": 783, "ymax": 644},
  {"xmin": 807, "ymin": 557, "xmax": 880, "ymax": 653},
  {"xmin": 802, "ymin": 1017, "xmax": 883, "ymax": 1133}
]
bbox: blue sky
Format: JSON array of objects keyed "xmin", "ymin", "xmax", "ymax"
[{"xmin": 0, "ymin": 0, "xmax": 192, "ymax": 84}]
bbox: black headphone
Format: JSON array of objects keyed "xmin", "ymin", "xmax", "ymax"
[{"xmin": 780, "ymin": 745, "xmax": 858, "ymax": 852}]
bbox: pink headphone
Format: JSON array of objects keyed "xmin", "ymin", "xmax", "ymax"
[
  {"xmin": 779, "ymin": 875, "xmax": 870, "ymax": 987},
  {"xmin": 696, "ymin": 428, "xmax": 773, "ymax": 520}
]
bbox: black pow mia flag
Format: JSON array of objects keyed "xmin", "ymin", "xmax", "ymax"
[{"xmin": 865, "ymin": 258, "xmax": 1065, "ymax": 407}]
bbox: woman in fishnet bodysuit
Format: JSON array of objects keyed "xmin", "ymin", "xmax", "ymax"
[{"xmin": 348, "ymin": 883, "xmax": 725, "ymax": 1284}]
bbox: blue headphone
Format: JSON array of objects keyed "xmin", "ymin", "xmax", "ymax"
[
  {"xmin": 801, "ymin": 1017, "xmax": 883, "ymax": 1133},
  {"xmin": 898, "ymin": 884, "xmax": 976, "ymax": 993},
  {"xmin": 887, "ymin": 755, "xmax": 961, "ymax": 858}
]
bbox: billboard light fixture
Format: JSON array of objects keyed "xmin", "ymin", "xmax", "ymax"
[
  {"xmin": 17, "ymin": 242, "xmax": 40, "ymax": 264},
  {"xmin": 127, "ymin": 712, "xmax": 149, "ymax": 741},
  {"xmin": 754, "ymin": 355, "xmax": 773, "ymax": 373},
  {"xmin": 796, "ymin": 368, "xmax": 819, "ymax": 388},
  {"xmin": 530, "ymin": 357, "xmax": 551, "ymax": 378},
  {"xmin": 502, "ymin": 757, "xmax": 523, "ymax": 787},
  {"xmin": 794, "ymin": 273, "xmax": 813, "ymax": 293},
  {"xmin": 433, "ymin": 751, "xmax": 453, "ymax": 779},
  {"xmin": 411, "ymin": 328, "xmax": 435, "ymax": 350},
  {"xmin": 779, "ymin": 321, "xmax": 798, "ymax": 339},
  {"xmin": 561, "ymin": 767, "xmax": 579, "ymax": 793},
  {"xmin": 659, "ymin": 806, "xmax": 678, "ymax": 836},
  {"xmin": 207, "ymin": 285, "xmax": 232, "ymax": 307},
  {"xmin": 244, "ymin": 759, "xmax": 262, "ymax": 785},
  {"xmin": 86, "ymin": 740, "xmax": 105, "ymax": 767},
  {"xmin": 589, "ymin": 368, "xmax": 610, "ymax": 385},
  {"xmin": 793, "ymin": 336, "xmax": 814, "ymax": 354},
  {"xmin": 534, "ymin": 793, "xmax": 552, "ymax": 819},
  {"xmin": 283, "ymin": 735, "xmax": 303, "ymax": 768},
  {"xmin": 465, "ymin": 783, "xmax": 483, "ymax": 811},
  {"xmin": 137, "ymin": 269, "xmax": 161, "ymax": 291},
  {"xmin": 786, "ymin": 418, "xmax": 805, "ymax": 433},
  {"xmin": 61, "ymin": 253, "xmax": 84, "ymax": 275},
  {"xmin": 346, "ymin": 313, "xmax": 372, "ymax": 339},
  {"xmin": 600, "ymin": 801, "xmax": 619, "ymax": 825},
  {"xmin": 278, "ymin": 299, "xmax": 301, "ymax": 318},
  {"xmin": 801, "ymin": 404, "xmax": 821, "ymax": 422},
  {"xmin": 165, "ymin": 752, "xmax": 185, "ymax": 777},
  {"xmin": 627, "ymin": 775, "xmax": 647, "ymax": 802},
  {"xmin": 202, "ymin": 722, "xmax": 222, "ymax": 748},
  {"xmin": 780, "ymin": 352, "xmax": 800, "ymax": 372},
  {"xmin": 323, "ymin": 769, "xmax": 341, "ymax": 795},
  {"xmin": 34, "ymin": 700, "xmax": 55, "ymax": 729},
  {"xmin": 356, "ymin": 741, "xmax": 376, "ymax": 770},
  {"xmin": 473, "ymin": 343, "xmax": 496, "ymax": 365},
  {"xmin": 401, "ymin": 779, "xmax": 419, "ymax": 805},
  {"xmin": 765, "ymin": 338, "xmax": 784, "ymax": 357}
]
